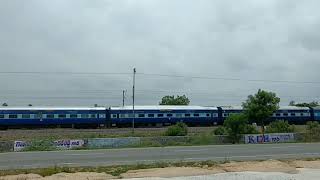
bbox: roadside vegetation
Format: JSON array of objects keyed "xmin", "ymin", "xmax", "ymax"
[{"xmin": 165, "ymin": 122, "xmax": 188, "ymax": 136}]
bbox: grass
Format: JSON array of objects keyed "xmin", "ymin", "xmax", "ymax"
[{"xmin": 0, "ymin": 127, "xmax": 216, "ymax": 141}]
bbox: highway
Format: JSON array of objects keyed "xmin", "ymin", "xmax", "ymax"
[{"xmin": 0, "ymin": 143, "xmax": 320, "ymax": 170}]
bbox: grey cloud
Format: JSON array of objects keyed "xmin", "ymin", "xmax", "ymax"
[{"xmin": 0, "ymin": 0, "xmax": 320, "ymax": 106}]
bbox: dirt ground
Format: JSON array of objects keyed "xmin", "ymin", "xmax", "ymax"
[{"xmin": 1, "ymin": 159, "xmax": 320, "ymax": 180}]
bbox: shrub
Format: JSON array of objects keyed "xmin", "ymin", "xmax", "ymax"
[
  {"xmin": 165, "ymin": 122, "xmax": 188, "ymax": 136},
  {"xmin": 266, "ymin": 120, "xmax": 295, "ymax": 133},
  {"xmin": 223, "ymin": 114, "xmax": 248, "ymax": 143},
  {"xmin": 305, "ymin": 121, "xmax": 320, "ymax": 142},
  {"xmin": 213, "ymin": 126, "xmax": 227, "ymax": 135},
  {"xmin": 243, "ymin": 125, "xmax": 259, "ymax": 134},
  {"xmin": 24, "ymin": 140, "xmax": 57, "ymax": 151}
]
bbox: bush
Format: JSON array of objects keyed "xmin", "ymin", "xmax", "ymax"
[
  {"xmin": 223, "ymin": 114, "xmax": 248, "ymax": 143},
  {"xmin": 165, "ymin": 122, "xmax": 188, "ymax": 136},
  {"xmin": 24, "ymin": 140, "xmax": 57, "ymax": 151},
  {"xmin": 305, "ymin": 121, "xmax": 320, "ymax": 142},
  {"xmin": 244, "ymin": 125, "xmax": 259, "ymax": 134},
  {"xmin": 213, "ymin": 126, "xmax": 227, "ymax": 135},
  {"xmin": 266, "ymin": 120, "xmax": 295, "ymax": 133}
]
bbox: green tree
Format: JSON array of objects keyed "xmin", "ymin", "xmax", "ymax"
[
  {"xmin": 223, "ymin": 114, "xmax": 258, "ymax": 143},
  {"xmin": 266, "ymin": 120, "xmax": 295, "ymax": 133},
  {"xmin": 242, "ymin": 89, "xmax": 280, "ymax": 135},
  {"xmin": 289, "ymin": 101, "xmax": 295, "ymax": 106},
  {"xmin": 294, "ymin": 101, "xmax": 319, "ymax": 108},
  {"xmin": 159, "ymin": 95, "xmax": 190, "ymax": 105}
]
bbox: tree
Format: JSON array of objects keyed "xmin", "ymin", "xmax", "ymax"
[
  {"xmin": 242, "ymin": 89, "xmax": 280, "ymax": 135},
  {"xmin": 266, "ymin": 120, "xmax": 295, "ymax": 133},
  {"xmin": 159, "ymin": 95, "xmax": 190, "ymax": 105},
  {"xmin": 289, "ymin": 101, "xmax": 295, "ymax": 106},
  {"xmin": 293, "ymin": 101, "xmax": 319, "ymax": 108},
  {"xmin": 223, "ymin": 114, "xmax": 258, "ymax": 143},
  {"xmin": 2, "ymin": 103, "xmax": 8, "ymax": 106}
]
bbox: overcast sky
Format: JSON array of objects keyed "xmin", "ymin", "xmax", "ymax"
[{"xmin": 0, "ymin": 0, "xmax": 319, "ymax": 107}]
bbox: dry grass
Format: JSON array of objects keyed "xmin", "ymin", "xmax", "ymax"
[{"xmin": 0, "ymin": 127, "xmax": 215, "ymax": 141}]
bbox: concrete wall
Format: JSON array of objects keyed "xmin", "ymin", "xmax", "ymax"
[{"xmin": 87, "ymin": 137, "xmax": 141, "ymax": 148}]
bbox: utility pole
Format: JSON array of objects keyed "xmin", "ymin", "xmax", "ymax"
[
  {"xmin": 132, "ymin": 68, "xmax": 136, "ymax": 134},
  {"xmin": 122, "ymin": 90, "xmax": 126, "ymax": 107}
]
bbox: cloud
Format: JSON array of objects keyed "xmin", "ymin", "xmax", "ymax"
[{"xmin": 0, "ymin": 0, "xmax": 319, "ymax": 106}]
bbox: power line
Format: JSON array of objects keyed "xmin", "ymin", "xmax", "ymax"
[
  {"xmin": 0, "ymin": 71, "xmax": 319, "ymax": 84},
  {"xmin": 0, "ymin": 71, "xmax": 131, "ymax": 75},
  {"xmin": 137, "ymin": 73, "xmax": 320, "ymax": 84}
]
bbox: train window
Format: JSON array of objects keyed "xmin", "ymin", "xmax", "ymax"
[
  {"xmin": 90, "ymin": 114, "xmax": 97, "ymax": 118},
  {"xmin": 283, "ymin": 113, "xmax": 288, "ymax": 116},
  {"xmin": 120, "ymin": 114, "xmax": 126, "ymax": 118},
  {"xmin": 300, "ymin": 113, "xmax": 304, "ymax": 116},
  {"xmin": 128, "ymin": 114, "xmax": 134, "ymax": 118},
  {"xmin": 138, "ymin": 114, "xmax": 145, "ymax": 118},
  {"xmin": 58, "ymin": 114, "xmax": 66, "ymax": 118},
  {"xmin": 291, "ymin": 113, "xmax": 295, "ymax": 116},
  {"xmin": 176, "ymin": 114, "xmax": 182, "ymax": 118},
  {"xmin": 206, "ymin": 114, "xmax": 210, "ymax": 117},
  {"xmin": 157, "ymin": 114, "xmax": 164, "ymax": 117},
  {"xmin": 193, "ymin": 114, "xmax": 199, "ymax": 117},
  {"xmin": 111, "ymin": 114, "xmax": 117, "ymax": 118},
  {"xmin": 0, "ymin": 115, "xmax": 4, "ymax": 118},
  {"xmin": 9, "ymin": 115, "xmax": 18, "ymax": 119},
  {"xmin": 70, "ymin": 114, "xmax": 78, "ymax": 118},
  {"xmin": 276, "ymin": 113, "xmax": 281, "ymax": 116},
  {"xmin": 22, "ymin": 114, "xmax": 30, "ymax": 119},
  {"xmin": 81, "ymin": 114, "xmax": 89, "ymax": 118},
  {"xmin": 46, "ymin": 114, "xmax": 54, "ymax": 118},
  {"xmin": 185, "ymin": 114, "xmax": 190, "ymax": 117},
  {"xmin": 167, "ymin": 114, "xmax": 173, "ymax": 117},
  {"xmin": 148, "ymin": 114, "xmax": 154, "ymax": 118}
]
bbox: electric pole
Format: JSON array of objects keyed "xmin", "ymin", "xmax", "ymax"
[
  {"xmin": 132, "ymin": 68, "xmax": 136, "ymax": 134},
  {"xmin": 122, "ymin": 90, "xmax": 126, "ymax": 107}
]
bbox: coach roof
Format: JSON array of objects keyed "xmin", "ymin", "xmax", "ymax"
[
  {"xmin": 110, "ymin": 105, "xmax": 218, "ymax": 110},
  {"xmin": 0, "ymin": 107, "xmax": 106, "ymax": 111}
]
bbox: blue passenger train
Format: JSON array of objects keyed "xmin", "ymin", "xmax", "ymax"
[{"xmin": 0, "ymin": 105, "xmax": 319, "ymax": 129}]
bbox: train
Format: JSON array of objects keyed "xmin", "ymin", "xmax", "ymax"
[{"xmin": 0, "ymin": 105, "xmax": 319, "ymax": 129}]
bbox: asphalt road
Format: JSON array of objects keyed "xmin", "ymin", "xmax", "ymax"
[{"xmin": 1, "ymin": 143, "xmax": 320, "ymax": 170}]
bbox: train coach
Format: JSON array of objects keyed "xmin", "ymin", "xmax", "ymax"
[
  {"xmin": 109, "ymin": 106, "xmax": 219, "ymax": 127},
  {"xmin": 0, "ymin": 107, "xmax": 106, "ymax": 129},
  {"xmin": 314, "ymin": 106, "xmax": 320, "ymax": 121},
  {"xmin": 0, "ymin": 105, "xmax": 319, "ymax": 129},
  {"xmin": 219, "ymin": 106, "xmax": 313, "ymax": 124}
]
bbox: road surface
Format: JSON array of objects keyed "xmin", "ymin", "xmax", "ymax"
[{"xmin": 0, "ymin": 143, "xmax": 320, "ymax": 170}]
